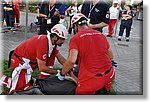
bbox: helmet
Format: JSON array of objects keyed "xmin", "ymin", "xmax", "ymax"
[
  {"xmin": 113, "ymin": 0, "xmax": 118, "ymax": 4},
  {"xmin": 51, "ymin": 24, "xmax": 68, "ymax": 39},
  {"xmin": 71, "ymin": 13, "xmax": 88, "ymax": 27}
]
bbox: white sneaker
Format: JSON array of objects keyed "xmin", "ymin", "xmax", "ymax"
[
  {"xmin": 118, "ymin": 36, "xmax": 122, "ymax": 41},
  {"xmin": 126, "ymin": 37, "xmax": 129, "ymax": 42},
  {"xmin": 118, "ymin": 36, "xmax": 121, "ymax": 39}
]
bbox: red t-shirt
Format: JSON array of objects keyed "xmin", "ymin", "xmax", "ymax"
[
  {"xmin": 13, "ymin": 0, "xmax": 21, "ymax": 11},
  {"xmin": 69, "ymin": 28, "xmax": 112, "ymax": 82},
  {"xmin": 14, "ymin": 35, "xmax": 58, "ymax": 69}
]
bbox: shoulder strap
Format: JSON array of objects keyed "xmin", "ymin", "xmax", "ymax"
[{"xmin": 8, "ymin": 50, "xmax": 14, "ymax": 68}]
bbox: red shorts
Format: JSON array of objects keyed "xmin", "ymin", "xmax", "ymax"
[{"xmin": 76, "ymin": 68, "xmax": 115, "ymax": 95}]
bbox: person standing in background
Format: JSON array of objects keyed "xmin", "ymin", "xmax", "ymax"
[
  {"xmin": 4, "ymin": 0, "xmax": 15, "ymax": 29},
  {"xmin": 38, "ymin": 0, "xmax": 65, "ymax": 35},
  {"xmin": 67, "ymin": 0, "xmax": 79, "ymax": 34},
  {"xmin": 0, "ymin": 0, "xmax": 7, "ymax": 27},
  {"xmin": 81, "ymin": 0, "xmax": 110, "ymax": 33},
  {"xmin": 36, "ymin": 0, "xmax": 44, "ymax": 26},
  {"xmin": 118, "ymin": 5, "xmax": 135, "ymax": 42},
  {"xmin": 13, "ymin": 0, "xmax": 22, "ymax": 28},
  {"xmin": 107, "ymin": 0, "xmax": 122, "ymax": 37}
]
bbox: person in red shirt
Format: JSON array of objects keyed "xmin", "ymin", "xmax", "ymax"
[
  {"xmin": 13, "ymin": 0, "xmax": 22, "ymax": 28},
  {"xmin": 60, "ymin": 13, "xmax": 115, "ymax": 95},
  {"xmin": 9, "ymin": 24, "xmax": 68, "ymax": 94}
]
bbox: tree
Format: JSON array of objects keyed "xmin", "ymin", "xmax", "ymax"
[{"xmin": 107, "ymin": 0, "xmax": 113, "ymax": 7}]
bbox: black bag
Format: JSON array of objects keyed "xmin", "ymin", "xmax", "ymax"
[{"xmin": 36, "ymin": 77, "xmax": 77, "ymax": 95}]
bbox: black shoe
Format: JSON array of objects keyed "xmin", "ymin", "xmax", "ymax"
[
  {"xmin": 126, "ymin": 39, "xmax": 129, "ymax": 42},
  {"xmin": 107, "ymin": 35, "xmax": 113, "ymax": 38},
  {"xmin": 118, "ymin": 38, "xmax": 121, "ymax": 41}
]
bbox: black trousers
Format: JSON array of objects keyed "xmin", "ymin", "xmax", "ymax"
[
  {"xmin": 38, "ymin": 17, "xmax": 58, "ymax": 35},
  {"xmin": 5, "ymin": 12, "xmax": 14, "ymax": 27},
  {"xmin": 39, "ymin": 23, "xmax": 55, "ymax": 35},
  {"xmin": 119, "ymin": 25, "xmax": 131, "ymax": 37}
]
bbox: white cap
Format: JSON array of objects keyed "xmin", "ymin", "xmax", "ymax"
[{"xmin": 113, "ymin": 0, "xmax": 118, "ymax": 4}]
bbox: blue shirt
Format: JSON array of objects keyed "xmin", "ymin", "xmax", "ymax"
[
  {"xmin": 81, "ymin": 1, "xmax": 110, "ymax": 32},
  {"xmin": 39, "ymin": 2, "xmax": 62, "ymax": 24},
  {"xmin": 121, "ymin": 10, "xmax": 135, "ymax": 27}
]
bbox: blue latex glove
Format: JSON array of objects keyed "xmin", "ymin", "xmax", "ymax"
[
  {"xmin": 112, "ymin": 60, "xmax": 118, "ymax": 67},
  {"xmin": 57, "ymin": 71, "xmax": 65, "ymax": 81}
]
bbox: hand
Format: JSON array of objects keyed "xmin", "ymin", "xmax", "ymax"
[
  {"xmin": 43, "ymin": 15, "xmax": 47, "ymax": 18},
  {"xmin": 59, "ymin": 15, "xmax": 65, "ymax": 19},
  {"xmin": 111, "ymin": 60, "xmax": 118, "ymax": 67},
  {"xmin": 57, "ymin": 70, "xmax": 65, "ymax": 81},
  {"xmin": 54, "ymin": 11, "xmax": 59, "ymax": 16},
  {"xmin": 65, "ymin": 74, "xmax": 78, "ymax": 84}
]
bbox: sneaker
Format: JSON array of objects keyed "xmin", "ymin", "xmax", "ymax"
[
  {"xmin": 126, "ymin": 37, "xmax": 129, "ymax": 42},
  {"xmin": 107, "ymin": 35, "xmax": 113, "ymax": 38},
  {"xmin": 118, "ymin": 36, "xmax": 122, "ymax": 41},
  {"xmin": 126, "ymin": 39, "xmax": 129, "ymax": 42},
  {"xmin": 118, "ymin": 38, "xmax": 121, "ymax": 41},
  {"xmin": 10, "ymin": 27, "xmax": 16, "ymax": 31}
]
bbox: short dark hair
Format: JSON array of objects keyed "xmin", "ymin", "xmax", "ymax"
[
  {"xmin": 126, "ymin": 5, "xmax": 132, "ymax": 10},
  {"xmin": 50, "ymin": 33, "xmax": 59, "ymax": 38}
]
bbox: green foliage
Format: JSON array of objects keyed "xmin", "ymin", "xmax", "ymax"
[
  {"xmin": 28, "ymin": 1, "xmax": 38, "ymax": 6},
  {"xmin": 32, "ymin": 67, "xmax": 40, "ymax": 78},
  {"xmin": 107, "ymin": 0, "xmax": 113, "ymax": 7},
  {"xmin": 2, "ymin": 60, "xmax": 12, "ymax": 77}
]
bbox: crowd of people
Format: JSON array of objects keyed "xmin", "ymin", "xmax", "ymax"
[
  {"xmin": 0, "ymin": 0, "xmax": 136, "ymax": 95},
  {"xmin": 36, "ymin": 0, "xmax": 135, "ymax": 41}
]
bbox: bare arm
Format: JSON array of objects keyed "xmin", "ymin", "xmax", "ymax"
[
  {"xmin": 126, "ymin": 15, "xmax": 133, "ymax": 19},
  {"xmin": 39, "ymin": 13, "xmax": 47, "ymax": 18},
  {"xmin": 70, "ymin": 71, "xmax": 78, "ymax": 82},
  {"xmin": 88, "ymin": 22, "xmax": 108, "ymax": 29},
  {"xmin": 122, "ymin": 14, "xmax": 128, "ymax": 17},
  {"xmin": 122, "ymin": 14, "xmax": 132, "ymax": 20},
  {"xmin": 37, "ymin": 8, "xmax": 40, "ymax": 17},
  {"xmin": 65, "ymin": 71, "xmax": 78, "ymax": 84},
  {"xmin": 62, "ymin": 49, "xmax": 78, "ymax": 75},
  {"xmin": 108, "ymin": 48, "xmax": 114, "ymax": 59},
  {"xmin": 4, "ymin": 7, "xmax": 13, "ymax": 11},
  {"xmin": 37, "ymin": 58, "xmax": 58, "ymax": 74},
  {"xmin": 55, "ymin": 52, "xmax": 66, "ymax": 65}
]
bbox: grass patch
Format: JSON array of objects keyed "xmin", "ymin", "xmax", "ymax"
[
  {"xmin": 1, "ymin": 60, "xmax": 116, "ymax": 95},
  {"xmin": 2, "ymin": 60, "xmax": 13, "ymax": 77}
]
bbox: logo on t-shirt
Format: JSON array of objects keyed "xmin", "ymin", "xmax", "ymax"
[
  {"xmin": 95, "ymin": 8, "xmax": 100, "ymax": 12},
  {"xmin": 106, "ymin": 14, "xmax": 109, "ymax": 19},
  {"xmin": 42, "ymin": 54, "xmax": 47, "ymax": 60}
]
